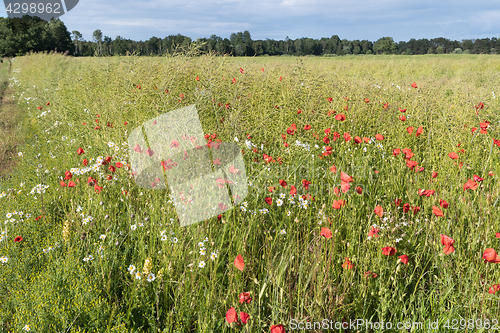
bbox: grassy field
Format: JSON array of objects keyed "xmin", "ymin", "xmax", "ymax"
[{"xmin": 1, "ymin": 51, "xmax": 500, "ymax": 332}]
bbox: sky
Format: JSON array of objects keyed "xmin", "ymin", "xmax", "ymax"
[{"xmin": 1, "ymin": 0, "xmax": 500, "ymax": 43}]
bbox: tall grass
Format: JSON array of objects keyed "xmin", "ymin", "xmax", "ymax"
[{"xmin": 0, "ymin": 51, "xmax": 500, "ymax": 332}]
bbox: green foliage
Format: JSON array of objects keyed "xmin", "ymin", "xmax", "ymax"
[
  {"xmin": 0, "ymin": 15, "xmax": 72, "ymax": 57},
  {"xmin": 373, "ymin": 37, "xmax": 397, "ymax": 55},
  {"xmin": 1, "ymin": 53, "xmax": 500, "ymax": 332}
]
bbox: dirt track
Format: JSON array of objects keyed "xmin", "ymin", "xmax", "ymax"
[{"xmin": 0, "ymin": 58, "xmax": 23, "ymax": 184}]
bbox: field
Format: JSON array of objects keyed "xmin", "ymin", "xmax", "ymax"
[{"xmin": 1, "ymin": 51, "xmax": 500, "ymax": 332}]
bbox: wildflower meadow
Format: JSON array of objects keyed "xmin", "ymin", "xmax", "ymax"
[{"xmin": 1, "ymin": 50, "xmax": 500, "ymax": 332}]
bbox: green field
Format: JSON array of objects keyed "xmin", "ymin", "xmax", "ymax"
[{"xmin": 1, "ymin": 51, "xmax": 500, "ymax": 332}]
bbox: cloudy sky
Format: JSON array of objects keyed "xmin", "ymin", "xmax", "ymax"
[{"xmin": 1, "ymin": 0, "xmax": 499, "ymax": 43}]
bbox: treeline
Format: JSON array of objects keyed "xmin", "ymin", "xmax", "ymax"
[{"xmin": 2, "ymin": 15, "xmax": 500, "ymax": 57}]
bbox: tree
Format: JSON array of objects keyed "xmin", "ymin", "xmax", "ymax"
[
  {"xmin": 436, "ymin": 46, "xmax": 444, "ymax": 54},
  {"xmin": 71, "ymin": 30, "xmax": 83, "ymax": 55},
  {"xmin": 243, "ymin": 30, "xmax": 254, "ymax": 55},
  {"xmin": 373, "ymin": 37, "xmax": 396, "ymax": 54},
  {"xmin": 285, "ymin": 36, "xmax": 290, "ymax": 53},
  {"xmin": 92, "ymin": 29, "xmax": 103, "ymax": 55}
]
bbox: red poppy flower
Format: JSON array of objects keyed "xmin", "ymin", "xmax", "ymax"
[
  {"xmin": 332, "ymin": 200, "xmax": 345, "ymax": 209},
  {"xmin": 473, "ymin": 175, "xmax": 484, "ymax": 182},
  {"xmin": 302, "ymin": 179, "xmax": 311, "ymax": 190},
  {"xmin": 392, "ymin": 148, "xmax": 401, "ymax": 156},
  {"xmin": 441, "ymin": 234, "xmax": 455, "ymax": 254},
  {"xmin": 489, "ymin": 284, "xmax": 500, "ymax": 295},
  {"xmin": 374, "ymin": 205, "xmax": 383, "ymax": 217},
  {"xmin": 94, "ymin": 184, "xmax": 103, "ymax": 193},
  {"xmin": 356, "ymin": 186, "xmax": 363, "ymax": 194},
  {"xmin": 14, "ymin": 236, "xmax": 22, "ymax": 242},
  {"xmin": 448, "ymin": 152, "xmax": 458, "ymax": 160},
  {"xmin": 402, "ymin": 148, "xmax": 413, "ymax": 159},
  {"xmin": 432, "ymin": 206, "xmax": 444, "ymax": 217},
  {"xmin": 321, "ymin": 227, "xmax": 333, "ymax": 239},
  {"xmin": 394, "ymin": 199, "xmax": 402, "ymax": 206},
  {"xmin": 270, "ymin": 324, "xmax": 285, "ymax": 333},
  {"xmin": 341, "ymin": 181, "xmax": 350, "ymax": 193},
  {"xmin": 68, "ymin": 181, "xmax": 76, "ymax": 187},
  {"xmin": 335, "ymin": 114, "xmax": 346, "ymax": 121},
  {"xmin": 64, "ymin": 170, "xmax": 72, "ymax": 181},
  {"xmin": 279, "ymin": 76, "xmax": 282, "ymax": 81},
  {"xmin": 231, "ymin": 78, "xmax": 236, "ymax": 84},
  {"xmin": 240, "ymin": 312, "xmax": 250, "ymax": 324},
  {"xmin": 330, "ymin": 165, "xmax": 337, "ymax": 173},
  {"xmin": 402, "ymin": 203, "xmax": 410, "ymax": 213},
  {"xmin": 383, "ymin": 103, "xmax": 389, "ymax": 109},
  {"xmin": 77, "ymin": 147, "xmax": 85, "ymax": 155},
  {"xmin": 234, "ymin": 255, "xmax": 245, "ymax": 271},
  {"xmin": 406, "ymin": 160, "xmax": 418, "ymax": 170},
  {"xmin": 415, "ymin": 126, "xmax": 423, "ymax": 137},
  {"xmin": 278, "ymin": 179, "xmax": 287, "ymax": 187},
  {"xmin": 483, "ymin": 248, "xmax": 500, "ymax": 263},
  {"xmin": 265, "ymin": 197, "xmax": 273, "ymax": 205},
  {"xmin": 133, "ymin": 144, "xmax": 143, "ymax": 153},
  {"xmin": 304, "ymin": 124, "xmax": 311, "ymax": 130},
  {"xmin": 327, "ymin": 97, "xmax": 333, "ymax": 103},
  {"xmin": 124, "ymin": 121, "xmax": 128, "ymax": 125},
  {"xmin": 431, "ymin": 171, "xmax": 438, "ymax": 178},
  {"xmin": 364, "ymin": 271, "xmax": 378, "ymax": 278},
  {"xmin": 399, "ymin": 108, "xmax": 406, "ymax": 113},
  {"xmin": 145, "ymin": 148, "xmax": 154, "ymax": 157},
  {"xmin": 226, "ymin": 307, "xmax": 238, "ymax": 323},
  {"xmin": 399, "ymin": 115, "xmax": 406, "ymax": 121},
  {"xmin": 340, "ymin": 171, "xmax": 353, "ymax": 183},
  {"xmin": 290, "ymin": 185, "xmax": 297, "ymax": 196},
  {"xmin": 342, "ymin": 257, "xmax": 355, "ymax": 269},
  {"xmin": 463, "ymin": 179, "xmax": 479, "ymax": 191},
  {"xmin": 239, "ymin": 292, "xmax": 252, "ymax": 304},
  {"xmin": 411, "ymin": 82, "xmax": 417, "ymax": 88},
  {"xmin": 439, "ymin": 199, "xmax": 449, "ymax": 208},
  {"xmin": 399, "ymin": 254, "xmax": 409, "ymax": 264},
  {"xmin": 480, "ymin": 121, "xmax": 490, "ymax": 134},
  {"xmin": 364, "ymin": 98, "xmax": 370, "ymax": 103},
  {"xmin": 354, "ymin": 136, "xmax": 362, "ymax": 144},
  {"xmin": 382, "ymin": 247, "xmax": 397, "ymax": 256},
  {"xmin": 368, "ymin": 226, "xmax": 380, "ymax": 238}
]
